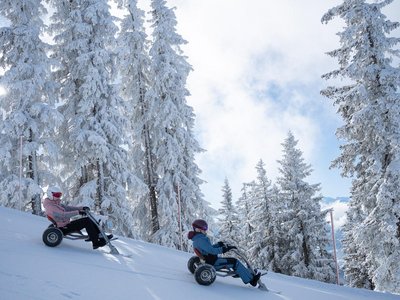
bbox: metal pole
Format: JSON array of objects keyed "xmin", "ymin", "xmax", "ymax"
[{"xmin": 329, "ymin": 209, "xmax": 339, "ymax": 284}]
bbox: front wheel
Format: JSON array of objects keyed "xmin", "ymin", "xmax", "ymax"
[
  {"xmin": 42, "ymin": 227, "xmax": 63, "ymax": 247},
  {"xmin": 194, "ymin": 264, "xmax": 216, "ymax": 286},
  {"xmin": 187, "ymin": 256, "xmax": 201, "ymax": 274}
]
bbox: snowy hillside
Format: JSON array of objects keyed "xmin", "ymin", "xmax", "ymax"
[{"xmin": 0, "ymin": 206, "xmax": 398, "ymax": 300}]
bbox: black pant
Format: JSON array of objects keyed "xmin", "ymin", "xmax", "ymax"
[{"xmin": 62, "ymin": 217, "xmax": 100, "ymax": 242}]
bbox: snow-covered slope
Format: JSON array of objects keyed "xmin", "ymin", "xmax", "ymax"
[{"xmin": 0, "ymin": 206, "xmax": 398, "ymax": 300}]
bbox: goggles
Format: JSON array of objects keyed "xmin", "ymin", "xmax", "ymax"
[{"xmin": 52, "ymin": 192, "xmax": 62, "ymax": 198}]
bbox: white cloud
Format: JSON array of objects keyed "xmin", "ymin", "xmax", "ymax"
[
  {"xmin": 321, "ymin": 200, "xmax": 348, "ymax": 228},
  {"xmin": 138, "ymin": 0, "xmax": 398, "ymax": 209},
  {"xmin": 160, "ymin": 0, "xmax": 355, "ymax": 207}
]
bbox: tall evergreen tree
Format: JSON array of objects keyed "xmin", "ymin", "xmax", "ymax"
[
  {"xmin": 322, "ymin": 0, "xmax": 400, "ymax": 292},
  {"xmin": 247, "ymin": 160, "xmax": 275, "ymax": 270},
  {"xmin": 341, "ymin": 190, "xmax": 373, "ymax": 289},
  {"xmin": 217, "ymin": 178, "xmax": 240, "ymax": 245},
  {"xmin": 236, "ymin": 182, "xmax": 255, "ymax": 253},
  {"xmin": 268, "ymin": 184, "xmax": 286, "ymax": 273},
  {"xmin": 115, "ymin": 0, "xmax": 152, "ymax": 239},
  {"xmin": 48, "ymin": 0, "xmax": 139, "ymax": 235},
  {"xmin": 277, "ymin": 132, "xmax": 336, "ymax": 283},
  {"xmin": 0, "ymin": 0, "xmax": 60, "ymax": 214},
  {"xmin": 146, "ymin": 0, "xmax": 209, "ymax": 249}
]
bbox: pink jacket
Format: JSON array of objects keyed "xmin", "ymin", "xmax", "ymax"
[{"xmin": 43, "ymin": 197, "xmax": 83, "ymax": 227}]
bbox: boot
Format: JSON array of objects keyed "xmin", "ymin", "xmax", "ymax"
[
  {"xmin": 249, "ymin": 272, "xmax": 261, "ymax": 287},
  {"xmin": 92, "ymin": 238, "xmax": 107, "ymax": 249}
]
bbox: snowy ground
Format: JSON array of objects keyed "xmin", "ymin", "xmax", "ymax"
[{"xmin": 1, "ymin": 206, "xmax": 399, "ymax": 300}]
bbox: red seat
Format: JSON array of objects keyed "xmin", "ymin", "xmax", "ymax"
[
  {"xmin": 194, "ymin": 248, "xmax": 205, "ymax": 260},
  {"xmin": 47, "ymin": 215, "xmax": 57, "ymax": 226}
]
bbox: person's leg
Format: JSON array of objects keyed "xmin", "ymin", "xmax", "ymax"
[
  {"xmin": 214, "ymin": 257, "xmax": 253, "ymax": 284},
  {"xmin": 213, "ymin": 257, "xmax": 237, "ymax": 270},
  {"xmin": 63, "ymin": 218, "xmax": 100, "ymax": 242},
  {"xmin": 234, "ymin": 260, "xmax": 254, "ymax": 284}
]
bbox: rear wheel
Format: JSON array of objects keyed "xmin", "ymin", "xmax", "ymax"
[
  {"xmin": 194, "ymin": 264, "xmax": 216, "ymax": 286},
  {"xmin": 42, "ymin": 227, "xmax": 63, "ymax": 247},
  {"xmin": 187, "ymin": 256, "xmax": 201, "ymax": 274}
]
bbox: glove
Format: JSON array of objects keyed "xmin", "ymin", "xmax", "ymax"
[
  {"xmin": 82, "ymin": 206, "xmax": 90, "ymax": 211},
  {"xmin": 222, "ymin": 245, "xmax": 237, "ymax": 253},
  {"xmin": 217, "ymin": 241, "xmax": 226, "ymax": 247},
  {"xmin": 79, "ymin": 210, "xmax": 87, "ymax": 216}
]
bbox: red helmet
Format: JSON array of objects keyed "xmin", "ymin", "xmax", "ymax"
[{"xmin": 192, "ymin": 219, "xmax": 208, "ymax": 231}]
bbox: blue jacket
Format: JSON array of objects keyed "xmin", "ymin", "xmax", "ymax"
[{"xmin": 188, "ymin": 231, "xmax": 223, "ymax": 264}]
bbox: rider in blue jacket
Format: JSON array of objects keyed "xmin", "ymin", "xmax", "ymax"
[{"xmin": 188, "ymin": 219, "xmax": 261, "ymax": 287}]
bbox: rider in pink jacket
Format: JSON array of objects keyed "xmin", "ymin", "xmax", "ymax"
[
  {"xmin": 43, "ymin": 186, "xmax": 109, "ymax": 249},
  {"xmin": 43, "ymin": 196, "xmax": 82, "ymax": 227}
]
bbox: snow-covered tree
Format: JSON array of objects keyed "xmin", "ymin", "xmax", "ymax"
[
  {"xmin": 247, "ymin": 160, "xmax": 276, "ymax": 270},
  {"xmin": 236, "ymin": 182, "xmax": 255, "ymax": 252},
  {"xmin": 146, "ymin": 0, "xmax": 210, "ymax": 249},
  {"xmin": 276, "ymin": 132, "xmax": 336, "ymax": 283},
  {"xmin": 0, "ymin": 0, "xmax": 60, "ymax": 214},
  {"xmin": 267, "ymin": 184, "xmax": 286, "ymax": 273},
  {"xmin": 217, "ymin": 178, "xmax": 240, "ymax": 245},
  {"xmin": 342, "ymin": 187, "xmax": 373, "ymax": 289},
  {"xmin": 322, "ymin": 0, "xmax": 400, "ymax": 292},
  {"xmin": 115, "ymin": 0, "xmax": 152, "ymax": 239},
  {"xmin": 48, "ymin": 0, "xmax": 141, "ymax": 236}
]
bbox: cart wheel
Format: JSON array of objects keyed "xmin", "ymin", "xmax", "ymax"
[
  {"xmin": 187, "ymin": 256, "xmax": 201, "ymax": 274},
  {"xmin": 194, "ymin": 264, "xmax": 216, "ymax": 286},
  {"xmin": 42, "ymin": 227, "xmax": 63, "ymax": 247}
]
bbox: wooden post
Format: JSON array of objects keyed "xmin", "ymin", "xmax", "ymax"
[{"xmin": 329, "ymin": 209, "xmax": 340, "ymax": 284}]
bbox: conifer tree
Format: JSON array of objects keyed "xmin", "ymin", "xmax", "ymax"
[
  {"xmin": 248, "ymin": 160, "xmax": 275, "ymax": 270},
  {"xmin": 146, "ymin": 0, "xmax": 209, "ymax": 249},
  {"xmin": 277, "ymin": 132, "xmax": 336, "ymax": 282},
  {"xmin": 341, "ymin": 191, "xmax": 373, "ymax": 289},
  {"xmin": 115, "ymin": 0, "xmax": 152, "ymax": 238},
  {"xmin": 0, "ymin": 0, "xmax": 60, "ymax": 214},
  {"xmin": 48, "ymin": 0, "xmax": 139, "ymax": 235},
  {"xmin": 217, "ymin": 178, "xmax": 240, "ymax": 245},
  {"xmin": 236, "ymin": 182, "xmax": 255, "ymax": 252},
  {"xmin": 322, "ymin": 0, "xmax": 400, "ymax": 292},
  {"xmin": 268, "ymin": 184, "xmax": 286, "ymax": 273}
]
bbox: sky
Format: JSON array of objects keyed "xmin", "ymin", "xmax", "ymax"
[
  {"xmin": 136, "ymin": 0, "xmax": 400, "ymax": 210},
  {"xmin": 2, "ymin": 205, "xmax": 400, "ymax": 300}
]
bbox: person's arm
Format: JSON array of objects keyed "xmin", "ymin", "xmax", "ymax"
[
  {"xmin": 61, "ymin": 204, "xmax": 83, "ymax": 212},
  {"xmin": 43, "ymin": 199, "xmax": 80, "ymax": 226},
  {"xmin": 195, "ymin": 236, "xmax": 223, "ymax": 255}
]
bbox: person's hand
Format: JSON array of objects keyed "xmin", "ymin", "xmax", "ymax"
[
  {"xmin": 82, "ymin": 206, "xmax": 90, "ymax": 211},
  {"xmin": 217, "ymin": 241, "xmax": 226, "ymax": 247},
  {"xmin": 79, "ymin": 210, "xmax": 86, "ymax": 216},
  {"xmin": 222, "ymin": 245, "xmax": 237, "ymax": 253}
]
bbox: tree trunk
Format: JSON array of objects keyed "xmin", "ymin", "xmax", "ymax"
[
  {"xmin": 28, "ymin": 129, "xmax": 41, "ymax": 215},
  {"xmin": 96, "ymin": 159, "xmax": 104, "ymax": 214},
  {"xmin": 140, "ymin": 87, "xmax": 159, "ymax": 234},
  {"xmin": 144, "ymin": 127, "xmax": 159, "ymax": 233}
]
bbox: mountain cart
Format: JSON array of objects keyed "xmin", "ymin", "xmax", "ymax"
[
  {"xmin": 42, "ymin": 208, "xmax": 119, "ymax": 254},
  {"xmin": 187, "ymin": 247, "xmax": 268, "ymax": 291}
]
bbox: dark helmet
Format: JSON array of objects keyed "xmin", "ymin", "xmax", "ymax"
[{"xmin": 192, "ymin": 219, "xmax": 208, "ymax": 231}]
